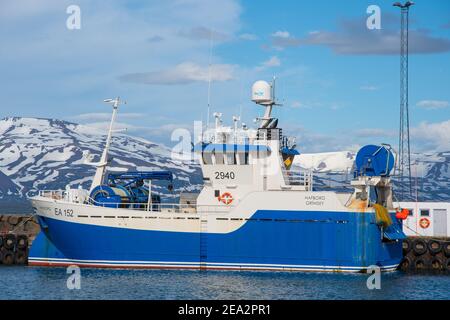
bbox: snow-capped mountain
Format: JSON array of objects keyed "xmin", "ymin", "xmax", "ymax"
[
  {"xmin": 0, "ymin": 117, "xmax": 449, "ymax": 213},
  {"xmin": 0, "ymin": 117, "xmax": 202, "ymax": 212},
  {"xmin": 0, "ymin": 170, "xmax": 19, "ymax": 196},
  {"xmin": 294, "ymin": 150, "xmax": 450, "ymax": 202}
]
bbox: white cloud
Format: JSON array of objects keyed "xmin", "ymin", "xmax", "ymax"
[
  {"xmin": 283, "ymin": 119, "xmax": 450, "ymax": 154},
  {"xmin": 239, "ymin": 33, "xmax": 258, "ymax": 41},
  {"xmin": 291, "ymin": 101, "xmax": 304, "ymax": 108},
  {"xmin": 412, "ymin": 120, "xmax": 450, "ymax": 151},
  {"xmin": 119, "ymin": 62, "xmax": 236, "ymax": 85},
  {"xmin": 354, "ymin": 128, "xmax": 396, "ymax": 138},
  {"xmin": 272, "ymin": 31, "xmax": 290, "ymax": 38},
  {"xmin": 177, "ymin": 27, "xmax": 229, "ymax": 41},
  {"xmin": 0, "ymin": 0, "xmax": 61, "ymax": 20},
  {"xmin": 263, "ymin": 56, "xmax": 281, "ymax": 67},
  {"xmin": 72, "ymin": 113, "xmax": 145, "ymax": 121},
  {"xmin": 0, "ymin": 0, "xmax": 243, "ymax": 121},
  {"xmin": 284, "ymin": 124, "xmax": 360, "ymax": 153},
  {"xmin": 255, "ymin": 56, "xmax": 281, "ymax": 71},
  {"xmin": 416, "ymin": 100, "xmax": 450, "ymax": 110},
  {"xmin": 269, "ymin": 18, "xmax": 450, "ymax": 55},
  {"xmin": 270, "ymin": 31, "xmax": 301, "ymax": 50},
  {"xmin": 78, "ymin": 120, "xmax": 192, "ymax": 146}
]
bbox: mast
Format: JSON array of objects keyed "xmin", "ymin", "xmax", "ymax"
[
  {"xmin": 206, "ymin": 29, "xmax": 214, "ymax": 130},
  {"xmin": 89, "ymin": 97, "xmax": 124, "ymax": 192}
]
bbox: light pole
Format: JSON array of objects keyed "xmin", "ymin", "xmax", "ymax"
[{"xmin": 393, "ymin": 1, "xmax": 414, "ymax": 201}]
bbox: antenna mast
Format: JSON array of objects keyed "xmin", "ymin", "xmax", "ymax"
[
  {"xmin": 206, "ymin": 29, "xmax": 214, "ymax": 130},
  {"xmin": 89, "ymin": 97, "xmax": 125, "ymax": 192},
  {"xmin": 393, "ymin": 1, "xmax": 414, "ymax": 200}
]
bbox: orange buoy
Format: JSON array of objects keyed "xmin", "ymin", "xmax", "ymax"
[{"xmin": 396, "ymin": 208, "xmax": 409, "ymax": 220}]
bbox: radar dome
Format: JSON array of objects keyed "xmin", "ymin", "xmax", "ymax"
[{"xmin": 251, "ymin": 80, "xmax": 272, "ymax": 104}]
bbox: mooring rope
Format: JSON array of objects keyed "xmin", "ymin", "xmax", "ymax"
[{"xmin": 6, "ymin": 214, "xmax": 36, "ymax": 235}]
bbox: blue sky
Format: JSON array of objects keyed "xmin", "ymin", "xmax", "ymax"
[{"xmin": 1, "ymin": 0, "xmax": 449, "ymax": 153}]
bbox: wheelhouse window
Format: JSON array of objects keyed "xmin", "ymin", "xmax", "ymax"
[
  {"xmin": 214, "ymin": 152, "xmax": 224, "ymax": 165},
  {"xmin": 202, "ymin": 152, "xmax": 213, "ymax": 165},
  {"xmin": 225, "ymin": 152, "xmax": 236, "ymax": 165},
  {"xmin": 237, "ymin": 152, "xmax": 249, "ymax": 165}
]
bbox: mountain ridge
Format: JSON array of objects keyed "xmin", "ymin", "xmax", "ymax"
[{"xmin": 0, "ymin": 117, "xmax": 449, "ymax": 212}]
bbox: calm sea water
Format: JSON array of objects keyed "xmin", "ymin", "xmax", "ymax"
[{"xmin": 0, "ymin": 266, "xmax": 449, "ymax": 300}]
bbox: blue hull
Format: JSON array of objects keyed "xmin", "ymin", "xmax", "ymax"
[{"xmin": 29, "ymin": 210, "xmax": 403, "ymax": 272}]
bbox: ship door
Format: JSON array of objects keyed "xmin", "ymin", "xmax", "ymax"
[{"xmin": 433, "ymin": 209, "xmax": 447, "ymax": 237}]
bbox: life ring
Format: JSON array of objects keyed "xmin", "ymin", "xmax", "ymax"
[
  {"xmin": 218, "ymin": 192, "xmax": 233, "ymax": 205},
  {"xmin": 419, "ymin": 217, "xmax": 430, "ymax": 229}
]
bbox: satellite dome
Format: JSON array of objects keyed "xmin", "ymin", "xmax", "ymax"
[{"xmin": 251, "ymin": 80, "xmax": 272, "ymax": 104}]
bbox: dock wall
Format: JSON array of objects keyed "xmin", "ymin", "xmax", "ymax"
[{"xmin": 0, "ymin": 215, "xmax": 40, "ymax": 265}]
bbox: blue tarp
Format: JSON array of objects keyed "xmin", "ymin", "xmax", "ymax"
[
  {"xmin": 383, "ymin": 223, "xmax": 407, "ymax": 241},
  {"xmin": 108, "ymin": 171, "xmax": 173, "ymax": 181},
  {"xmin": 280, "ymin": 147, "xmax": 300, "ymax": 155}
]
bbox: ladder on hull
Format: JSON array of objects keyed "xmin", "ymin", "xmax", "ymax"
[{"xmin": 199, "ymin": 217, "xmax": 208, "ymax": 271}]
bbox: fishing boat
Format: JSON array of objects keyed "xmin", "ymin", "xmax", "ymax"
[{"xmin": 28, "ymin": 80, "xmax": 406, "ymax": 272}]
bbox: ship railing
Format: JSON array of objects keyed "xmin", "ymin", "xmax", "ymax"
[
  {"xmin": 202, "ymin": 130, "xmax": 260, "ymax": 144},
  {"xmin": 281, "ymin": 169, "xmax": 313, "ymax": 190},
  {"xmin": 38, "ymin": 190, "xmax": 234, "ymax": 214},
  {"xmin": 204, "ymin": 136, "xmax": 257, "ymax": 145},
  {"xmin": 84, "ymin": 196, "xmax": 233, "ymax": 214},
  {"xmin": 38, "ymin": 190, "xmax": 67, "ymax": 200}
]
